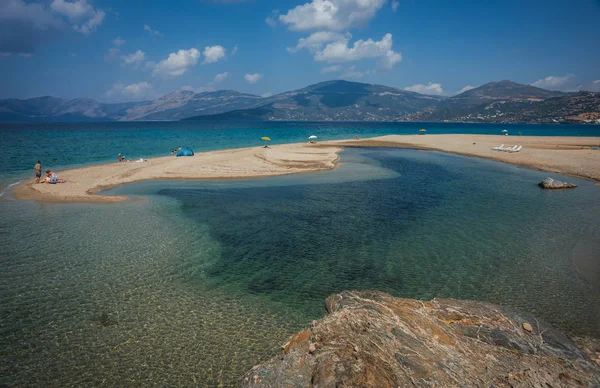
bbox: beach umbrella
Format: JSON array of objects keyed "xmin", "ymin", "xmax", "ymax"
[
  {"xmin": 261, "ymin": 136, "xmax": 271, "ymax": 147},
  {"xmin": 501, "ymin": 129, "xmax": 509, "ymax": 135},
  {"xmin": 419, "ymin": 128, "xmax": 426, "ymax": 134},
  {"xmin": 308, "ymin": 135, "xmax": 318, "ymax": 143}
]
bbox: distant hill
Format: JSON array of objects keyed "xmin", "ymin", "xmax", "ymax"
[
  {"xmin": 2, "ymin": 80, "xmax": 597, "ymax": 124},
  {"xmin": 184, "ymin": 80, "xmax": 444, "ymax": 121},
  {"xmin": 119, "ymin": 90, "xmax": 264, "ymax": 120},
  {"xmin": 405, "ymin": 92, "xmax": 600, "ymax": 124},
  {"xmin": 0, "ymin": 90, "xmax": 264, "ymax": 122},
  {"xmin": 452, "ymin": 80, "xmax": 565, "ymax": 103},
  {"xmin": 0, "ymin": 96, "xmax": 144, "ymax": 122}
]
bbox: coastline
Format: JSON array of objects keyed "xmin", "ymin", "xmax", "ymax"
[
  {"xmin": 12, "ymin": 134, "xmax": 600, "ymax": 203},
  {"xmin": 329, "ymin": 134, "xmax": 600, "ymax": 182},
  {"xmin": 13, "ymin": 143, "xmax": 342, "ymax": 203}
]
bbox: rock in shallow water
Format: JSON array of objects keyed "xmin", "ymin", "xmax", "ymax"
[
  {"xmin": 242, "ymin": 291, "xmax": 599, "ymax": 387},
  {"xmin": 538, "ymin": 177, "xmax": 577, "ymax": 189}
]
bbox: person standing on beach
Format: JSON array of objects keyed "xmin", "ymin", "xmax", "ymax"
[{"xmin": 34, "ymin": 160, "xmax": 41, "ymax": 183}]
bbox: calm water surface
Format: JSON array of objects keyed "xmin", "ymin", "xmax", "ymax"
[{"xmin": 1, "ymin": 122, "xmax": 599, "ymax": 386}]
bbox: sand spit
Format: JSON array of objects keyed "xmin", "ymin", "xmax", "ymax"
[
  {"xmin": 14, "ymin": 143, "xmax": 342, "ymax": 203},
  {"xmin": 329, "ymin": 134, "xmax": 600, "ymax": 182},
  {"xmin": 13, "ymin": 134, "xmax": 600, "ymax": 203}
]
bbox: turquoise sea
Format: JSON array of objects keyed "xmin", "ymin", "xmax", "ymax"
[{"xmin": 1, "ymin": 122, "xmax": 600, "ymax": 386}]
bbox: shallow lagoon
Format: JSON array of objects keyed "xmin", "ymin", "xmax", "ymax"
[{"xmin": 1, "ymin": 147, "xmax": 599, "ymax": 386}]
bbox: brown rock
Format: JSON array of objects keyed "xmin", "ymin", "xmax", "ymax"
[
  {"xmin": 538, "ymin": 177, "xmax": 577, "ymax": 189},
  {"xmin": 242, "ymin": 291, "xmax": 600, "ymax": 387},
  {"xmin": 523, "ymin": 322, "xmax": 533, "ymax": 332}
]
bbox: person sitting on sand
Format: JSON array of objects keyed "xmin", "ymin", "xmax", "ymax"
[
  {"xmin": 44, "ymin": 170, "xmax": 58, "ymax": 184},
  {"xmin": 34, "ymin": 160, "xmax": 42, "ymax": 183},
  {"xmin": 118, "ymin": 154, "xmax": 124, "ymax": 162},
  {"xmin": 355, "ymin": 136, "xmax": 360, "ymax": 140}
]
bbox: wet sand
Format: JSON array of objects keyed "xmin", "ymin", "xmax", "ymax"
[{"xmin": 13, "ymin": 134, "xmax": 600, "ymax": 203}]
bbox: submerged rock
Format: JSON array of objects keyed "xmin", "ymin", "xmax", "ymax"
[
  {"xmin": 242, "ymin": 291, "xmax": 599, "ymax": 387},
  {"xmin": 538, "ymin": 177, "xmax": 577, "ymax": 189}
]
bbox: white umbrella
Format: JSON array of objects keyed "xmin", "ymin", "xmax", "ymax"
[{"xmin": 308, "ymin": 135, "xmax": 318, "ymax": 140}]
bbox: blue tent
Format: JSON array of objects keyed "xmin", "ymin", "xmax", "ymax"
[{"xmin": 176, "ymin": 145, "xmax": 194, "ymax": 157}]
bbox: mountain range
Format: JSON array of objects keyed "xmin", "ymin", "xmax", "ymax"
[{"xmin": 2, "ymin": 80, "xmax": 598, "ymax": 124}]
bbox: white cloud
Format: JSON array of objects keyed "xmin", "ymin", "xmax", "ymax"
[
  {"xmin": 112, "ymin": 37, "xmax": 125, "ymax": 46},
  {"xmin": 266, "ymin": 16, "xmax": 277, "ymax": 27},
  {"xmin": 378, "ymin": 49, "xmax": 401, "ymax": 70},
  {"xmin": 231, "ymin": 45, "xmax": 238, "ymax": 55},
  {"xmin": 531, "ymin": 74, "xmax": 574, "ymax": 91},
  {"xmin": 152, "ymin": 48, "xmax": 200, "ymax": 77},
  {"xmin": 314, "ymin": 33, "xmax": 401, "ymax": 71},
  {"xmin": 106, "ymin": 81, "xmax": 155, "ymax": 100},
  {"xmin": 244, "ymin": 73, "xmax": 263, "ymax": 84},
  {"xmin": 588, "ymin": 80, "xmax": 600, "ymax": 92},
  {"xmin": 391, "ymin": 0, "xmax": 399, "ymax": 12},
  {"xmin": 279, "ymin": 0, "xmax": 387, "ymax": 31},
  {"xmin": 73, "ymin": 8, "xmax": 104, "ymax": 34},
  {"xmin": 341, "ymin": 67, "xmax": 373, "ymax": 79},
  {"xmin": 288, "ymin": 31, "xmax": 348, "ymax": 53},
  {"xmin": 184, "ymin": 73, "xmax": 231, "ymax": 93},
  {"xmin": 202, "ymin": 45, "xmax": 226, "ymax": 64},
  {"xmin": 404, "ymin": 82, "xmax": 445, "ymax": 96},
  {"xmin": 261, "ymin": 92, "xmax": 274, "ymax": 97},
  {"xmin": 455, "ymin": 85, "xmax": 476, "ymax": 95},
  {"xmin": 0, "ymin": 0, "xmax": 111, "ymax": 54},
  {"xmin": 320, "ymin": 65, "xmax": 342, "ymax": 74},
  {"xmin": 0, "ymin": 0, "xmax": 64, "ymax": 33},
  {"xmin": 51, "ymin": 0, "xmax": 93, "ymax": 19},
  {"xmin": 144, "ymin": 24, "xmax": 162, "ymax": 36},
  {"xmin": 213, "ymin": 72, "xmax": 230, "ymax": 83},
  {"xmin": 50, "ymin": 0, "xmax": 105, "ymax": 35},
  {"xmin": 121, "ymin": 50, "xmax": 145, "ymax": 67}
]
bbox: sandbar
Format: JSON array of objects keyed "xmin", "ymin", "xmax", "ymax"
[
  {"xmin": 12, "ymin": 134, "xmax": 600, "ymax": 203},
  {"xmin": 329, "ymin": 134, "xmax": 600, "ymax": 181},
  {"xmin": 13, "ymin": 143, "xmax": 341, "ymax": 203}
]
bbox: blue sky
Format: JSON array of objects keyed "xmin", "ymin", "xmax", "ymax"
[{"xmin": 1, "ymin": 0, "xmax": 599, "ymax": 101}]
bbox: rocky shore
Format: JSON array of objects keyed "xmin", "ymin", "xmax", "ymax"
[{"xmin": 243, "ymin": 291, "xmax": 600, "ymax": 387}]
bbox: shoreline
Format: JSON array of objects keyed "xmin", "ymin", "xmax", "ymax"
[
  {"xmin": 328, "ymin": 135, "xmax": 600, "ymax": 182},
  {"xmin": 13, "ymin": 143, "xmax": 343, "ymax": 203},
  {"xmin": 12, "ymin": 134, "xmax": 600, "ymax": 203}
]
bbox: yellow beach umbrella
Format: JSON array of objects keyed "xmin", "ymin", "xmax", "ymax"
[{"xmin": 261, "ymin": 136, "xmax": 271, "ymax": 148}]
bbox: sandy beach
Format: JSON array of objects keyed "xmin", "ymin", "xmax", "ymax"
[
  {"xmin": 13, "ymin": 143, "xmax": 341, "ymax": 203},
  {"xmin": 331, "ymin": 134, "xmax": 600, "ymax": 181},
  {"xmin": 13, "ymin": 134, "xmax": 600, "ymax": 203}
]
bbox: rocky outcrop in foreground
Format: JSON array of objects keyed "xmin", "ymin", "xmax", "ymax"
[
  {"xmin": 538, "ymin": 177, "xmax": 577, "ymax": 189},
  {"xmin": 243, "ymin": 291, "xmax": 599, "ymax": 387}
]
